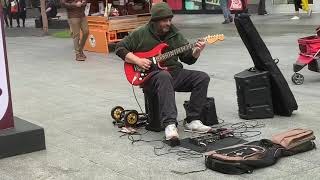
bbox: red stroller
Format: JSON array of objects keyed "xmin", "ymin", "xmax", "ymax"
[{"xmin": 292, "ymin": 28, "xmax": 320, "ymax": 85}]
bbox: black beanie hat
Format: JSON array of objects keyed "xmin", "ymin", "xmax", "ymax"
[{"xmin": 150, "ymin": 2, "xmax": 173, "ymax": 21}]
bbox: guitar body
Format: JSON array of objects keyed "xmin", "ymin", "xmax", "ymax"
[
  {"xmin": 123, "ymin": 34, "xmax": 224, "ymax": 86},
  {"xmin": 124, "ymin": 43, "xmax": 169, "ymax": 86}
]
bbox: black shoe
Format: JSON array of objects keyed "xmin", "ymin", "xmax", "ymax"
[
  {"xmin": 17, "ymin": 25, "xmax": 20, "ymax": 28},
  {"xmin": 222, "ymin": 20, "xmax": 230, "ymax": 24},
  {"xmin": 229, "ymin": 16, "xmax": 233, "ymax": 22}
]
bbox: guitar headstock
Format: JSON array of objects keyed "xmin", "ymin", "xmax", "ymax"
[{"xmin": 205, "ymin": 34, "xmax": 225, "ymax": 44}]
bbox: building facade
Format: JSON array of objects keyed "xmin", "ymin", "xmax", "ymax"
[{"xmin": 167, "ymin": 0, "xmax": 319, "ymax": 14}]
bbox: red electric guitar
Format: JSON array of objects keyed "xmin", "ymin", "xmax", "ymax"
[{"xmin": 124, "ymin": 34, "xmax": 225, "ymax": 86}]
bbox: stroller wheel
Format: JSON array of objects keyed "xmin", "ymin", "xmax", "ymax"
[{"xmin": 292, "ymin": 73, "xmax": 304, "ymax": 85}]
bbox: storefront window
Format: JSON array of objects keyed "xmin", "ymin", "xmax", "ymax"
[
  {"xmin": 185, "ymin": 0, "xmax": 202, "ymax": 10},
  {"xmin": 205, "ymin": 0, "xmax": 221, "ymax": 10},
  {"xmin": 273, "ymin": 0, "xmax": 313, "ymax": 4}
]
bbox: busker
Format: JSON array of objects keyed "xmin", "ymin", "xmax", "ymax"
[{"xmin": 115, "ymin": 2, "xmax": 213, "ymax": 142}]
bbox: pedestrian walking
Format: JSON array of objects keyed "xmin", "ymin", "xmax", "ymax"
[
  {"xmin": 258, "ymin": 0, "xmax": 268, "ymax": 15},
  {"xmin": 8, "ymin": 0, "xmax": 20, "ymax": 27},
  {"xmin": 0, "ymin": 0, "xmax": 10, "ymax": 27},
  {"xmin": 61, "ymin": 0, "xmax": 89, "ymax": 61},
  {"xmin": 220, "ymin": 0, "xmax": 233, "ymax": 24},
  {"xmin": 291, "ymin": 0, "xmax": 312, "ymax": 20},
  {"xmin": 19, "ymin": 0, "xmax": 26, "ymax": 27}
]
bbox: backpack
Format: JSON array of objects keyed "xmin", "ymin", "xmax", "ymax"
[{"xmin": 10, "ymin": 0, "xmax": 18, "ymax": 14}]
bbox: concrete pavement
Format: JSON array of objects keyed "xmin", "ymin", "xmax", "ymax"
[{"xmin": 1, "ymin": 13, "xmax": 320, "ymax": 179}]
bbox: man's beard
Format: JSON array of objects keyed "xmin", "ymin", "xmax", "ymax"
[{"xmin": 159, "ymin": 25, "xmax": 170, "ymax": 35}]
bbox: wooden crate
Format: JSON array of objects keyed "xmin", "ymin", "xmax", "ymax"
[
  {"xmin": 108, "ymin": 14, "xmax": 150, "ymax": 43},
  {"xmin": 84, "ymin": 14, "xmax": 150, "ymax": 53}
]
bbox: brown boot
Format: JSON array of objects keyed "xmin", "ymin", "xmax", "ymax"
[
  {"xmin": 80, "ymin": 51, "xmax": 87, "ymax": 59},
  {"xmin": 76, "ymin": 54, "xmax": 85, "ymax": 61}
]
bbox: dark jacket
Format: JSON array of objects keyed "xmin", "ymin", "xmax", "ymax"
[
  {"xmin": 46, "ymin": 0, "xmax": 57, "ymax": 18},
  {"xmin": 61, "ymin": 0, "xmax": 85, "ymax": 18},
  {"xmin": 115, "ymin": 21, "xmax": 197, "ymax": 72},
  {"xmin": 19, "ymin": 0, "xmax": 26, "ymax": 18}
]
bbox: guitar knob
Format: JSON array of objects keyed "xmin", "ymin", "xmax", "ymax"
[
  {"xmin": 141, "ymin": 73, "xmax": 144, "ymax": 76},
  {"xmin": 139, "ymin": 77, "xmax": 143, "ymax": 80}
]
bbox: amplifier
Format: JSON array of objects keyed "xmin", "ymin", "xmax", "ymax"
[{"xmin": 234, "ymin": 68, "xmax": 274, "ymax": 119}]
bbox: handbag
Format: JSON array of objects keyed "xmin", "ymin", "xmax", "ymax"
[{"xmin": 228, "ymin": 0, "xmax": 247, "ymax": 11}]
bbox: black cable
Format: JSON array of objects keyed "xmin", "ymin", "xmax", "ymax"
[
  {"xmin": 131, "ymin": 85, "xmax": 144, "ymax": 113},
  {"xmin": 213, "ymin": 117, "xmax": 265, "ymax": 139},
  {"xmin": 125, "ymin": 132, "xmax": 163, "ymax": 145},
  {"xmin": 171, "ymin": 167, "xmax": 207, "ymax": 175},
  {"xmin": 121, "ymin": 130, "xmax": 204, "ymax": 161},
  {"xmin": 154, "ymin": 145, "xmax": 203, "ymax": 161}
]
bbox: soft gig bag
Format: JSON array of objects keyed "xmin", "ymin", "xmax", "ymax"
[
  {"xmin": 234, "ymin": 14, "xmax": 298, "ymax": 116},
  {"xmin": 205, "ymin": 129, "xmax": 316, "ymax": 174},
  {"xmin": 205, "ymin": 139, "xmax": 282, "ymax": 174},
  {"xmin": 271, "ymin": 128, "xmax": 316, "ymax": 156}
]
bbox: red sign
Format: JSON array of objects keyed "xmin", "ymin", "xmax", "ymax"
[{"xmin": 0, "ymin": 6, "xmax": 14, "ymax": 130}]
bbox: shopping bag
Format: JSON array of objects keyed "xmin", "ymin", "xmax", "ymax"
[{"xmin": 228, "ymin": 0, "xmax": 244, "ymax": 11}]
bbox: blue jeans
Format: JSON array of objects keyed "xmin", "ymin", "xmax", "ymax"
[{"xmin": 220, "ymin": 0, "xmax": 231, "ymax": 21}]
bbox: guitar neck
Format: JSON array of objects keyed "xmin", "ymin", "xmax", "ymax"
[{"xmin": 155, "ymin": 43, "xmax": 196, "ymax": 63}]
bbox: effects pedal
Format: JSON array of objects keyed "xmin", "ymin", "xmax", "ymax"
[
  {"xmin": 189, "ymin": 134, "xmax": 219, "ymax": 147},
  {"xmin": 188, "ymin": 128, "xmax": 234, "ymax": 147}
]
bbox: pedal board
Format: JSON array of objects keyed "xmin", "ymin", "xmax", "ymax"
[{"xmin": 188, "ymin": 129, "xmax": 234, "ymax": 147}]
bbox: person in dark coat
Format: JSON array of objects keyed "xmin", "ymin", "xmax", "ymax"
[
  {"xmin": 0, "ymin": 0, "xmax": 10, "ymax": 27},
  {"xmin": 8, "ymin": 0, "xmax": 20, "ymax": 27},
  {"xmin": 115, "ymin": 3, "xmax": 213, "ymax": 142},
  {"xmin": 18, "ymin": 0, "xmax": 26, "ymax": 27},
  {"xmin": 258, "ymin": 0, "xmax": 268, "ymax": 15},
  {"xmin": 39, "ymin": 0, "xmax": 58, "ymax": 27}
]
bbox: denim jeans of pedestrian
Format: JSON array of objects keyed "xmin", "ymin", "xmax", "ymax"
[{"xmin": 220, "ymin": 0, "xmax": 231, "ymax": 21}]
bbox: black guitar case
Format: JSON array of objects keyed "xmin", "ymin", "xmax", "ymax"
[{"xmin": 234, "ymin": 14, "xmax": 298, "ymax": 116}]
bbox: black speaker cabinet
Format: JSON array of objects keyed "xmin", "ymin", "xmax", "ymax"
[
  {"xmin": 234, "ymin": 69, "xmax": 274, "ymax": 119},
  {"xmin": 143, "ymin": 89, "xmax": 163, "ymax": 132}
]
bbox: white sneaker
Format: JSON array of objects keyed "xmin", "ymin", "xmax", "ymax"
[
  {"xmin": 291, "ymin": 16, "xmax": 300, "ymax": 20},
  {"xmin": 308, "ymin": 9, "xmax": 312, "ymax": 17},
  {"xmin": 165, "ymin": 124, "xmax": 179, "ymax": 141},
  {"xmin": 185, "ymin": 120, "xmax": 212, "ymax": 133}
]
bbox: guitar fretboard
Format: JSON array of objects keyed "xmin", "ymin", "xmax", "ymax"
[{"xmin": 155, "ymin": 43, "xmax": 196, "ymax": 62}]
